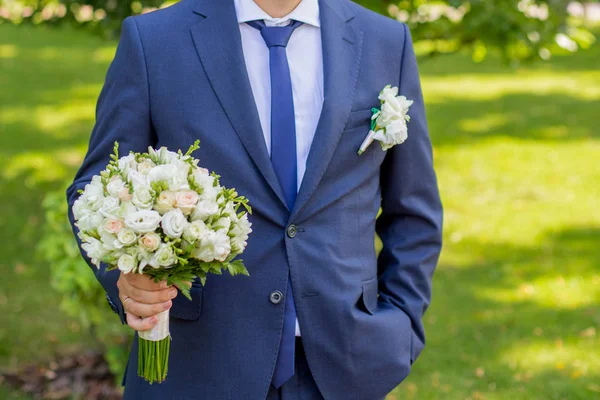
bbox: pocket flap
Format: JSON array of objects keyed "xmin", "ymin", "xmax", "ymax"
[
  {"xmin": 170, "ymin": 285, "xmax": 202, "ymax": 320},
  {"xmin": 359, "ymin": 278, "xmax": 379, "ymax": 315}
]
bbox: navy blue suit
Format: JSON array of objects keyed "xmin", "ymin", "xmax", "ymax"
[{"xmin": 66, "ymin": 0, "xmax": 443, "ymax": 398}]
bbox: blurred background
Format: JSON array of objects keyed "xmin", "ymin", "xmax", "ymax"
[{"xmin": 0, "ymin": 0, "xmax": 599, "ymax": 399}]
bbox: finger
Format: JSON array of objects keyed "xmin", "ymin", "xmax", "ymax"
[
  {"xmin": 126, "ymin": 274, "xmax": 170, "ymax": 291},
  {"xmin": 126, "ymin": 286, "xmax": 178, "ymax": 304},
  {"xmin": 123, "ymin": 297, "xmax": 172, "ymax": 318},
  {"xmin": 127, "ymin": 313, "xmax": 159, "ymax": 332}
]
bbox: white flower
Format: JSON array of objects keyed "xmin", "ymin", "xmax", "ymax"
[
  {"xmin": 117, "ymin": 254, "xmax": 136, "ymax": 274},
  {"xmin": 80, "ymin": 176, "xmax": 105, "ymax": 211},
  {"xmin": 104, "ymin": 219, "xmax": 124, "ymax": 234},
  {"xmin": 149, "ymin": 146, "xmax": 178, "ymax": 164},
  {"xmin": 192, "ymin": 229, "xmax": 231, "ymax": 262},
  {"xmin": 117, "ymin": 228, "xmax": 138, "ymax": 246},
  {"xmin": 358, "ymin": 85, "xmax": 413, "ymax": 155},
  {"xmin": 125, "ymin": 210, "xmax": 162, "ymax": 233},
  {"xmin": 149, "ymin": 244, "xmax": 177, "ymax": 268},
  {"xmin": 190, "ymin": 197, "xmax": 219, "ymax": 221},
  {"xmin": 72, "ymin": 198, "xmax": 91, "ymax": 220},
  {"xmin": 132, "ymin": 186, "xmax": 154, "ymax": 210},
  {"xmin": 127, "ymin": 170, "xmax": 148, "ymax": 189},
  {"xmin": 214, "ymin": 216, "xmax": 231, "ymax": 232},
  {"xmin": 229, "ymin": 213, "xmax": 252, "ymax": 253},
  {"xmin": 106, "ymin": 176, "xmax": 126, "ymax": 197},
  {"xmin": 153, "ymin": 190, "xmax": 177, "ymax": 215},
  {"xmin": 117, "ymin": 201, "xmax": 137, "ymax": 219},
  {"xmin": 118, "ymin": 154, "xmax": 137, "ymax": 174},
  {"xmin": 147, "ymin": 164, "xmax": 188, "ymax": 190},
  {"xmin": 139, "ymin": 232, "xmax": 161, "ymax": 252},
  {"xmin": 98, "ymin": 196, "xmax": 121, "ymax": 218},
  {"xmin": 183, "ymin": 220, "xmax": 207, "ymax": 243},
  {"xmin": 137, "ymin": 159, "xmax": 156, "ymax": 175},
  {"xmin": 76, "ymin": 213, "xmax": 103, "ymax": 232},
  {"xmin": 175, "ymin": 190, "xmax": 199, "ymax": 215},
  {"xmin": 161, "ymin": 208, "xmax": 188, "ymax": 239},
  {"xmin": 80, "ymin": 237, "xmax": 107, "ymax": 267}
]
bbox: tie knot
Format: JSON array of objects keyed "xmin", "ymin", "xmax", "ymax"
[{"xmin": 246, "ymin": 20, "xmax": 303, "ymax": 48}]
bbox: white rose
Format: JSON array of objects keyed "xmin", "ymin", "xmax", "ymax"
[
  {"xmin": 104, "ymin": 219, "xmax": 124, "ymax": 234},
  {"xmin": 153, "ymin": 190, "xmax": 177, "ymax": 214},
  {"xmin": 191, "ymin": 197, "xmax": 219, "ymax": 221},
  {"xmin": 81, "ymin": 176, "xmax": 105, "ymax": 210},
  {"xmin": 139, "ymin": 232, "xmax": 161, "ymax": 252},
  {"xmin": 117, "ymin": 254, "xmax": 136, "ymax": 274},
  {"xmin": 175, "ymin": 190, "xmax": 199, "ymax": 215},
  {"xmin": 183, "ymin": 220, "xmax": 207, "ymax": 243},
  {"xmin": 161, "ymin": 208, "xmax": 188, "ymax": 239},
  {"xmin": 76, "ymin": 213, "xmax": 103, "ymax": 232},
  {"xmin": 80, "ymin": 237, "xmax": 107, "ymax": 267},
  {"xmin": 72, "ymin": 198, "xmax": 91, "ymax": 220},
  {"xmin": 147, "ymin": 164, "xmax": 177, "ymax": 185},
  {"xmin": 149, "ymin": 244, "xmax": 177, "ymax": 268},
  {"xmin": 127, "ymin": 170, "xmax": 148, "ymax": 189},
  {"xmin": 125, "ymin": 210, "xmax": 162, "ymax": 233},
  {"xmin": 98, "ymin": 196, "xmax": 121, "ymax": 218},
  {"xmin": 106, "ymin": 176, "xmax": 126, "ymax": 197},
  {"xmin": 117, "ymin": 228, "xmax": 138, "ymax": 246},
  {"xmin": 132, "ymin": 186, "xmax": 154, "ymax": 210},
  {"xmin": 137, "ymin": 159, "xmax": 156, "ymax": 175}
]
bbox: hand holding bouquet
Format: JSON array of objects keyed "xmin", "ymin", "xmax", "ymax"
[{"xmin": 72, "ymin": 141, "xmax": 252, "ymax": 383}]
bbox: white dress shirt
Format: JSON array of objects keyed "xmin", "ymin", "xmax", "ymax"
[{"xmin": 233, "ymin": 0, "xmax": 324, "ymax": 337}]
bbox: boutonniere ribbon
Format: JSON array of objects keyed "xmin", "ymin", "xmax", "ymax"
[{"xmin": 357, "ymin": 85, "xmax": 413, "ymax": 155}]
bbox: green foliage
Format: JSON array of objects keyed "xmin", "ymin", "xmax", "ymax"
[
  {"xmin": 37, "ymin": 189, "xmax": 131, "ymax": 380},
  {"xmin": 392, "ymin": 0, "xmax": 596, "ymax": 62},
  {"xmin": 1, "ymin": 0, "xmax": 596, "ymax": 62}
]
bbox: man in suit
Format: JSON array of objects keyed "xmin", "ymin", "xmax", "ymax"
[{"xmin": 67, "ymin": 0, "xmax": 443, "ymax": 398}]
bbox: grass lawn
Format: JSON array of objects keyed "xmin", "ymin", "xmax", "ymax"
[{"xmin": 1, "ymin": 20, "xmax": 599, "ymax": 400}]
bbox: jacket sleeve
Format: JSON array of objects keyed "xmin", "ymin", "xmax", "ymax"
[
  {"xmin": 376, "ymin": 24, "xmax": 443, "ymax": 364},
  {"xmin": 66, "ymin": 17, "xmax": 156, "ymax": 324}
]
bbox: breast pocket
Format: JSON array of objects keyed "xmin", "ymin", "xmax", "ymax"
[
  {"xmin": 344, "ymin": 109, "xmax": 374, "ymax": 131},
  {"xmin": 170, "ymin": 284, "xmax": 202, "ymax": 320}
]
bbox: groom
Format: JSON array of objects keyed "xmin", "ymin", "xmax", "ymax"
[{"xmin": 67, "ymin": 0, "xmax": 442, "ymax": 398}]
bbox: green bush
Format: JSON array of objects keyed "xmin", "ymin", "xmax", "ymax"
[{"xmin": 37, "ymin": 188, "xmax": 131, "ymax": 381}]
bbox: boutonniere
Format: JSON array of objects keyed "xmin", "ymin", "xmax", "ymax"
[{"xmin": 357, "ymin": 85, "xmax": 413, "ymax": 155}]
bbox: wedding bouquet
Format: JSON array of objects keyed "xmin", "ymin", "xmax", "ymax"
[{"xmin": 72, "ymin": 141, "xmax": 252, "ymax": 383}]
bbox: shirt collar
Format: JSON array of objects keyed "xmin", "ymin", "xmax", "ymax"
[{"xmin": 233, "ymin": 0, "xmax": 320, "ymax": 28}]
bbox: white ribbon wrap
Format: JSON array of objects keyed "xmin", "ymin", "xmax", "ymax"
[
  {"xmin": 357, "ymin": 130, "xmax": 377, "ymax": 155},
  {"xmin": 139, "ymin": 309, "xmax": 170, "ymax": 341}
]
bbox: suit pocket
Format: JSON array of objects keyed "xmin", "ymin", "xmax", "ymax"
[
  {"xmin": 344, "ymin": 109, "xmax": 374, "ymax": 131},
  {"xmin": 358, "ymin": 278, "xmax": 378, "ymax": 315},
  {"xmin": 170, "ymin": 284, "xmax": 202, "ymax": 320}
]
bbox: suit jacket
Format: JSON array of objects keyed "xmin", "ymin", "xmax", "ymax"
[{"xmin": 66, "ymin": 0, "xmax": 443, "ymax": 398}]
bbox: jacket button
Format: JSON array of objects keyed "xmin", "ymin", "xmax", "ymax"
[
  {"xmin": 286, "ymin": 224, "xmax": 297, "ymax": 238},
  {"xmin": 270, "ymin": 290, "xmax": 284, "ymax": 305}
]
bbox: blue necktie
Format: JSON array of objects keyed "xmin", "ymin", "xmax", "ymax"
[{"xmin": 247, "ymin": 19, "xmax": 302, "ymax": 389}]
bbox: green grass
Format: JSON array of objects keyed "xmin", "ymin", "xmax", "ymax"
[{"xmin": 1, "ymin": 21, "xmax": 599, "ymax": 400}]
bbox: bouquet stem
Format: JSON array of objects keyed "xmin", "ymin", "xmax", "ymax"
[{"xmin": 138, "ymin": 309, "xmax": 170, "ymax": 384}]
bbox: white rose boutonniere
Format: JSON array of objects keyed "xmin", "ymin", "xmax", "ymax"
[{"xmin": 357, "ymin": 85, "xmax": 413, "ymax": 155}]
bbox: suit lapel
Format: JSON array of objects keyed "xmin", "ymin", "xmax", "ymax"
[
  {"xmin": 190, "ymin": 0, "xmax": 288, "ymax": 209},
  {"xmin": 290, "ymin": 0, "xmax": 363, "ymax": 220}
]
